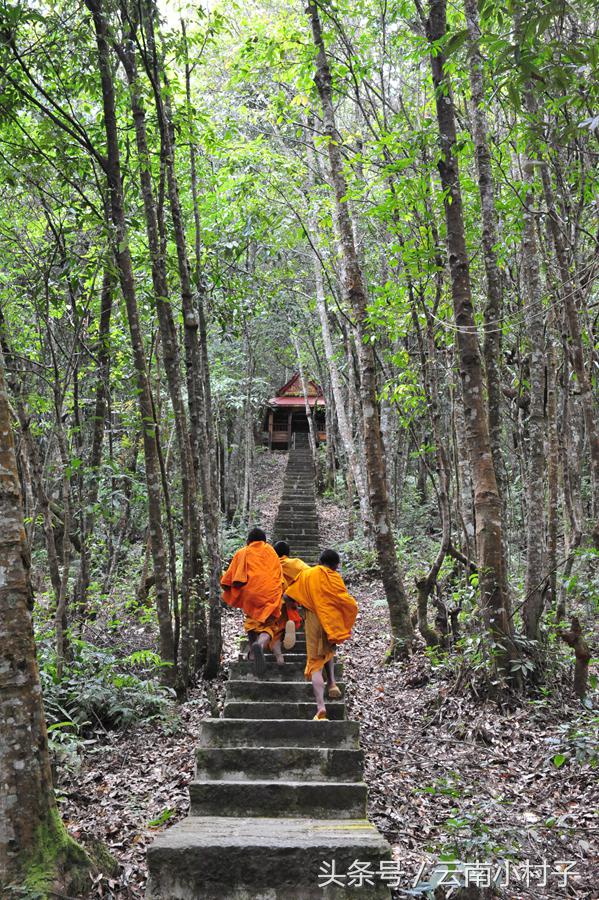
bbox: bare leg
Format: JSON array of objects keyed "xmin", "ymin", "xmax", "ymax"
[
  {"xmin": 311, "ymin": 668, "xmax": 326, "ymax": 716},
  {"xmin": 325, "ymin": 656, "xmax": 342, "ymax": 699},
  {"xmin": 252, "ymin": 631, "xmax": 270, "ymax": 676},
  {"xmin": 270, "ymin": 637, "xmax": 285, "ymax": 665},
  {"xmin": 324, "ymin": 657, "xmax": 335, "ymax": 687},
  {"xmin": 246, "ymin": 630, "xmax": 258, "ymax": 659}
]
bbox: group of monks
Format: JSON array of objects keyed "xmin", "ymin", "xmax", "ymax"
[{"xmin": 221, "ymin": 528, "xmax": 358, "ymax": 720}]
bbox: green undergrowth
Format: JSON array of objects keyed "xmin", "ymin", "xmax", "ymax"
[{"xmin": 34, "ymin": 630, "xmax": 176, "ymax": 769}]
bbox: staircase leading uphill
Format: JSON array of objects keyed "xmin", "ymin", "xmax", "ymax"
[
  {"xmin": 272, "ymin": 442, "xmax": 321, "ymax": 564},
  {"xmin": 146, "ymin": 451, "xmax": 392, "ymax": 899}
]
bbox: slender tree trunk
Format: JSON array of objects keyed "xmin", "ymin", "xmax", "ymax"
[
  {"xmin": 85, "ymin": 0, "xmax": 175, "ymax": 684},
  {"xmin": 141, "ymin": 1, "xmax": 222, "ymax": 675},
  {"xmin": 308, "ymin": 0, "xmax": 414, "ymax": 656},
  {"xmin": 464, "ymin": 0, "xmax": 505, "ymax": 504},
  {"xmin": 415, "ymin": 314, "xmax": 449, "ymax": 648},
  {"xmin": 0, "ymin": 351, "xmax": 90, "ymax": 894},
  {"xmin": 521, "ymin": 182, "xmax": 547, "ymax": 639},
  {"xmin": 540, "ymin": 165, "xmax": 599, "ymax": 549},
  {"xmin": 305, "ymin": 135, "xmax": 370, "ymax": 525},
  {"xmin": 0, "ymin": 308, "xmax": 63, "ymax": 601},
  {"xmin": 117, "ymin": 22, "xmax": 204, "ymax": 686},
  {"xmin": 546, "ymin": 337, "xmax": 559, "ymax": 612},
  {"xmin": 76, "ymin": 266, "xmax": 113, "ymax": 615},
  {"xmin": 425, "ymin": 0, "xmax": 517, "ymax": 675}
]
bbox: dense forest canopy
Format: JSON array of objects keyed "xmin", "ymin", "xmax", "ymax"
[{"xmin": 0, "ymin": 0, "xmax": 597, "ymax": 895}]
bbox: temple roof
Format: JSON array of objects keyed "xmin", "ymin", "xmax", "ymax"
[{"xmin": 268, "ymin": 372, "xmax": 325, "ymax": 408}]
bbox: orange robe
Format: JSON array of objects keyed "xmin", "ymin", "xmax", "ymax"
[
  {"xmin": 279, "ymin": 555, "xmax": 309, "ymax": 628},
  {"xmin": 221, "ymin": 542, "xmax": 283, "ymax": 638},
  {"xmin": 285, "ymin": 565, "xmax": 358, "ymax": 675}
]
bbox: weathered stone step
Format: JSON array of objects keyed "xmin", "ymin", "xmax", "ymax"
[
  {"xmin": 225, "ymin": 680, "xmax": 339, "ymax": 702},
  {"xmin": 197, "ymin": 718, "xmax": 359, "ymax": 749},
  {"xmin": 228, "ymin": 660, "xmax": 343, "ymax": 680},
  {"xmin": 223, "ymin": 700, "xmax": 345, "ymax": 720},
  {"xmin": 237, "ymin": 651, "xmax": 307, "ymax": 664},
  {"xmin": 274, "ymin": 516, "xmax": 318, "ymax": 526},
  {"xmin": 189, "ymin": 779, "xmax": 367, "ymax": 818},
  {"xmin": 273, "ymin": 524, "xmax": 319, "ymax": 533},
  {"xmin": 195, "ymin": 746, "xmax": 363, "ymax": 782},
  {"xmin": 147, "ymin": 816, "xmax": 392, "ymax": 899}
]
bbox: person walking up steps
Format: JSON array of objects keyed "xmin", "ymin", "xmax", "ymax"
[
  {"xmin": 273, "ymin": 540, "xmax": 308, "ymax": 650},
  {"xmin": 284, "ymin": 549, "xmax": 357, "ymax": 720},
  {"xmin": 221, "ymin": 527, "xmax": 284, "ymax": 675}
]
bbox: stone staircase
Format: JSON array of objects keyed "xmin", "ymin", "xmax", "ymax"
[
  {"xmin": 272, "ymin": 442, "xmax": 321, "ymax": 564},
  {"xmin": 146, "ymin": 450, "xmax": 392, "ymax": 899}
]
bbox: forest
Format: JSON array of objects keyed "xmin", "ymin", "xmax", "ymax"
[{"xmin": 0, "ymin": 0, "xmax": 597, "ymax": 897}]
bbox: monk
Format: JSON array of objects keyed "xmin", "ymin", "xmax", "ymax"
[
  {"xmin": 284, "ymin": 549, "xmax": 357, "ymax": 720},
  {"xmin": 221, "ymin": 527, "xmax": 284, "ymax": 675},
  {"xmin": 273, "ymin": 540, "xmax": 308, "ymax": 650}
]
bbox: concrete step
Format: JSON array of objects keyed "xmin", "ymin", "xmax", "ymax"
[
  {"xmin": 195, "ymin": 746, "xmax": 363, "ymax": 782},
  {"xmin": 228, "ymin": 660, "xmax": 343, "ymax": 680},
  {"xmin": 273, "ymin": 523, "xmax": 319, "ymax": 531},
  {"xmin": 189, "ymin": 779, "xmax": 367, "ymax": 818},
  {"xmin": 225, "ymin": 680, "xmax": 337, "ymax": 702},
  {"xmin": 236, "ymin": 651, "xmax": 307, "ymax": 664},
  {"xmin": 147, "ymin": 816, "xmax": 392, "ymax": 899},
  {"xmin": 223, "ymin": 700, "xmax": 345, "ymax": 720},
  {"xmin": 197, "ymin": 718, "xmax": 359, "ymax": 749}
]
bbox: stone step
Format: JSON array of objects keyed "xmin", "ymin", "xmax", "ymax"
[
  {"xmin": 236, "ymin": 653, "xmax": 306, "ymax": 666},
  {"xmin": 275, "ymin": 514, "xmax": 318, "ymax": 522},
  {"xmin": 147, "ymin": 816, "xmax": 392, "ymax": 899},
  {"xmin": 189, "ymin": 779, "xmax": 367, "ymax": 818},
  {"xmin": 225, "ymin": 680, "xmax": 333, "ymax": 703},
  {"xmin": 228, "ymin": 660, "xmax": 344, "ymax": 680},
  {"xmin": 223, "ymin": 700, "xmax": 345, "ymax": 720},
  {"xmin": 195, "ymin": 746, "xmax": 363, "ymax": 782},
  {"xmin": 197, "ymin": 718, "xmax": 359, "ymax": 749},
  {"xmin": 277, "ymin": 519, "xmax": 320, "ymax": 543}
]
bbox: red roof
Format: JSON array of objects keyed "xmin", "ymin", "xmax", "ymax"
[
  {"xmin": 269, "ymin": 373, "xmax": 325, "ymax": 407},
  {"xmin": 268, "ymin": 396, "xmax": 323, "ymax": 408}
]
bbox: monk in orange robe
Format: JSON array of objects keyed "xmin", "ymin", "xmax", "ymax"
[
  {"xmin": 273, "ymin": 540, "xmax": 308, "ymax": 650},
  {"xmin": 284, "ymin": 549, "xmax": 357, "ymax": 720},
  {"xmin": 221, "ymin": 527, "xmax": 284, "ymax": 675}
]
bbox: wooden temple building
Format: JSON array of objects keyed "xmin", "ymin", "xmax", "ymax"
[{"xmin": 262, "ymin": 373, "xmax": 326, "ymax": 450}]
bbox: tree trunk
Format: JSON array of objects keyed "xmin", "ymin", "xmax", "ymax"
[
  {"xmin": 305, "ymin": 133, "xmax": 370, "ymax": 526},
  {"xmin": 308, "ymin": 0, "xmax": 414, "ymax": 656},
  {"xmin": 117, "ymin": 21, "xmax": 203, "ymax": 686},
  {"xmin": 76, "ymin": 266, "xmax": 113, "ymax": 615},
  {"xmin": 141, "ymin": 1, "xmax": 222, "ymax": 675},
  {"xmin": 0, "ymin": 351, "xmax": 90, "ymax": 894},
  {"xmin": 521, "ymin": 182, "xmax": 547, "ymax": 639},
  {"xmin": 540, "ymin": 164, "xmax": 599, "ymax": 549},
  {"xmin": 85, "ymin": 0, "xmax": 175, "ymax": 684},
  {"xmin": 560, "ymin": 617, "xmax": 591, "ymax": 699},
  {"xmin": 425, "ymin": 0, "xmax": 517, "ymax": 676},
  {"xmin": 463, "ymin": 0, "xmax": 505, "ymax": 507}
]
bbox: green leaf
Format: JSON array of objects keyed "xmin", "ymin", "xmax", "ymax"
[
  {"xmin": 445, "ymin": 29, "xmax": 469, "ymax": 57},
  {"xmin": 552, "ymin": 754, "xmax": 566, "ymax": 768}
]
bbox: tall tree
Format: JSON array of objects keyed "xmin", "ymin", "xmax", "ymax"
[
  {"xmin": 84, "ymin": 0, "xmax": 176, "ymax": 683},
  {"xmin": 308, "ymin": 0, "xmax": 414, "ymax": 657},
  {"xmin": 423, "ymin": 0, "xmax": 518, "ymax": 676},
  {"xmin": 0, "ymin": 349, "xmax": 90, "ymax": 895}
]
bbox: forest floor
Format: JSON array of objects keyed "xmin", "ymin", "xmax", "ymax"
[{"xmin": 57, "ymin": 450, "xmax": 598, "ymax": 899}]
